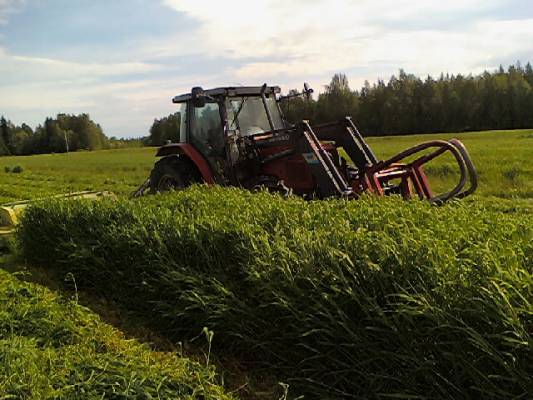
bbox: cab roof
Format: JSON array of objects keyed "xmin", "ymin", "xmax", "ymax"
[{"xmin": 172, "ymin": 86, "xmax": 281, "ymax": 103}]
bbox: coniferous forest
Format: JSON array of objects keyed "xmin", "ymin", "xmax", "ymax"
[{"xmin": 281, "ymin": 62, "xmax": 533, "ymax": 136}]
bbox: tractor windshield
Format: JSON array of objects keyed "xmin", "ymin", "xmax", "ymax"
[{"xmin": 226, "ymin": 96, "xmax": 283, "ymax": 136}]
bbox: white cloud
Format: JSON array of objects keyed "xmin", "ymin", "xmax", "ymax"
[
  {"xmin": 160, "ymin": 0, "xmax": 529, "ymax": 87},
  {"xmin": 0, "ymin": 52, "xmax": 165, "ymax": 84},
  {"xmin": 160, "ymin": 0, "xmax": 493, "ymax": 59},
  {"xmin": 0, "ymin": 48, "xmax": 228, "ymax": 136}
]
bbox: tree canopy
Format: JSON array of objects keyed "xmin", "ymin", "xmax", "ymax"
[
  {"xmin": 0, "ymin": 114, "xmax": 110, "ymax": 156},
  {"xmin": 146, "ymin": 112, "xmax": 181, "ymax": 146},
  {"xmin": 280, "ymin": 62, "xmax": 533, "ymax": 135}
]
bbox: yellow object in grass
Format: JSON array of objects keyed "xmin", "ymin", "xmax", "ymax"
[{"xmin": 0, "ymin": 191, "xmax": 115, "ymax": 237}]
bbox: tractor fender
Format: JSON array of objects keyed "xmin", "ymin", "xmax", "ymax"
[{"xmin": 155, "ymin": 143, "xmax": 215, "ymax": 184}]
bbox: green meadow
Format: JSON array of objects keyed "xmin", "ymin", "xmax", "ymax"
[
  {"xmin": 1, "ymin": 129, "xmax": 532, "ymax": 399},
  {"xmin": 1, "ymin": 129, "xmax": 532, "ymax": 204},
  {"xmin": 0, "ymin": 263, "xmax": 232, "ymax": 399}
]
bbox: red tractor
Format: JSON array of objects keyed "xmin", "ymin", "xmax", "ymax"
[{"xmin": 135, "ymin": 84, "xmax": 477, "ymax": 203}]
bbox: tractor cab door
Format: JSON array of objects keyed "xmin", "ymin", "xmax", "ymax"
[{"xmin": 189, "ymin": 101, "xmax": 227, "ymax": 181}]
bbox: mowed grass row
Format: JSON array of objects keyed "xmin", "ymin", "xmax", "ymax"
[
  {"xmin": 0, "ymin": 147, "xmax": 154, "ymax": 203},
  {"xmin": 0, "ymin": 268, "xmax": 232, "ymax": 399},
  {"xmin": 1, "ymin": 129, "xmax": 533, "ymax": 204},
  {"xmin": 18, "ymin": 187, "xmax": 533, "ymax": 399}
]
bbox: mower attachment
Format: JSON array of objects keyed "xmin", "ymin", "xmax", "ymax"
[{"xmin": 0, "ymin": 191, "xmax": 115, "ymax": 239}]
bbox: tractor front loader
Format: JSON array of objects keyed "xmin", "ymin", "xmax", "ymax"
[{"xmin": 133, "ymin": 84, "xmax": 477, "ymax": 203}]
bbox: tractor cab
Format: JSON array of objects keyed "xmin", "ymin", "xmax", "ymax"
[
  {"xmin": 136, "ymin": 84, "xmax": 477, "ymax": 204},
  {"xmin": 167, "ymin": 85, "xmax": 285, "ymax": 182}
]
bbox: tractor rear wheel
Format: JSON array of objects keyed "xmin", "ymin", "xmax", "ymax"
[{"xmin": 149, "ymin": 156, "xmax": 200, "ymax": 193}]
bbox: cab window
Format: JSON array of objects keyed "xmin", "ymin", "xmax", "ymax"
[
  {"xmin": 190, "ymin": 102, "xmax": 224, "ymax": 158},
  {"xmin": 178, "ymin": 102, "xmax": 187, "ymax": 143},
  {"xmin": 226, "ymin": 96, "xmax": 283, "ymax": 136}
]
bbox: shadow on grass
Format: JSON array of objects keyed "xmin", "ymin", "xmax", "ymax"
[{"xmin": 0, "ymin": 251, "xmax": 281, "ymax": 400}]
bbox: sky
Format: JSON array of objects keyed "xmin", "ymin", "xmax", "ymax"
[{"xmin": 1, "ymin": 0, "xmax": 533, "ymax": 138}]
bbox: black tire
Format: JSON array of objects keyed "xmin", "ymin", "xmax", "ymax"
[{"xmin": 149, "ymin": 156, "xmax": 200, "ymax": 193}]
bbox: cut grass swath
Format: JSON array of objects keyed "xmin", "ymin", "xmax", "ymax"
[{"xmin": 0, "ymin": 268, "xmax": 233, "ymax": 399}]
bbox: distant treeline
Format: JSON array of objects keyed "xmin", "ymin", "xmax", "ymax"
[
  {"xmin": 0, "ymin": 114, "xmax": 141, "ymax": 156},
  {"xmin": 146, "ymin": 62, "xmax": 533, "ymax": 145},
  {"xmin": 0, "ymin": 114, "xmax": 108, "ymax": 155},
  {"xmin": 6, "ymin": 62, "xmax": 533, "ymax": 154},
  {"xmin": 282, "ymin": 62, "xmax": 533, "ymax": 135}
]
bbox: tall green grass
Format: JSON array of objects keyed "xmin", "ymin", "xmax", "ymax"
[
  {"xmin": 18, "ymin": 187, "xmax": 533, "ymax": 399},
  {"xmin": 0, "ymin": 268, "xmax": 232, "ymax": 399}
]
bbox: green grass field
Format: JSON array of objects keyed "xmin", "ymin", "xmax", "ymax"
[
  {"xmin": 0, "ymin": 147, "xmax": 154, "ymax": 204},
  {"xmin": 0, "ymin": 129, "xmax": 532, "ymax": 204},
  {"xmin": 0, "ymin": 129, "xmax": 532, "ymax": 399},
  {"xmin": 0, "ymin": 263, "xmax": 232, "ymax": 399},
  {"xmin": 16, "ymin": 187, "xmax": 533, "ymax": 399}
]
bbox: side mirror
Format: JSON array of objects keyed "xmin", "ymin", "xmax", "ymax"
[
  {"xmin": 303, "ymin": 82, "xmax": 314, "ymax": 100},
  {"xmin": 191, "ymin": 86, "xmax": 206, "ymax": 108}
]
